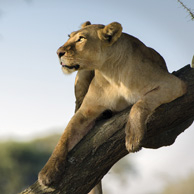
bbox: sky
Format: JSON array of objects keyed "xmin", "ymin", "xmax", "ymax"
[{"xmin": 0, "ymin": 0, "xmax": 194, "ymax": 193}]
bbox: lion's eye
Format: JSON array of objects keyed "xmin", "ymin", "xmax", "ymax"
[{"xmin": 76, "ymin": 36, "xmax": 85, "ymax": 42}]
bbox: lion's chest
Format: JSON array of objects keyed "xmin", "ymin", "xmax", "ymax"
[
  {"xmin": 118, "ymin": 83, "xmax": 141, "ymax": 104},
  {"xmin": 104, "ymin": 82, "xmax": 141, "ymax": 112},
  {"xmin": 96, "ymin": 71, "xmax": 143, "ymax": 111}
]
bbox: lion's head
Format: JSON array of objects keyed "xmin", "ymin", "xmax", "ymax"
[{"xmin": 57, "ymin": 21, "xmax": 122, "ymax": 74}]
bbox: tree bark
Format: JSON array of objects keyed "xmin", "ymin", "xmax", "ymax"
[{"xmin": 20, "ymin": 65, "xmax": 194, "ymax": 194}]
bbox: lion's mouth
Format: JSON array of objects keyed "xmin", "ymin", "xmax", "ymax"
[{"xmin": 61, "ymin": 63, "xmax": 80, "ymax": 70}]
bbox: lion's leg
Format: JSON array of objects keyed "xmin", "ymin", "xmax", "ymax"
[
  {"xmin": 75, "ymin": 70, "xmax": 94, "ymax": 112},
  {"xmin": 89, "ymin": 181, "xmax": 103, "ymax": 194},
  {"xmin": 38, "ymin": 105, "xmax": 106, "ymax": 186},
  {"xmin": 126, "ymin": 76, "xmax": 186, "ymax": 152},
  {"xmin": 125, "ymin": 97, "xmax": 153, "ymax": 152}
]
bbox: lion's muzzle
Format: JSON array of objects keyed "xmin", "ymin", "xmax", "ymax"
[{"xmin": 62, "ymin": 64, "xmax": 80, "ymax": 70}]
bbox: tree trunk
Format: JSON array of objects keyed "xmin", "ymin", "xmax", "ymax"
[{"xmin": 20, "ymin": 65, "xmax": 194, "ymax": 194}]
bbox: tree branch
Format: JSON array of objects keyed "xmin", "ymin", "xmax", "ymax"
[
  {"xmin": 177, "ymin": 0, "xmax": 194, "ymax": 21},
  {"xmin": 20, "ymin": 65, "xmax": 194, "ymax": 194}
]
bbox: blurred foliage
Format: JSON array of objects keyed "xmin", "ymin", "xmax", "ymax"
[
  {"xmin": 0, "ymin": 135, "xmax": 60, "ymax": 194},
  {"xmin": 161, "ymin": 172, "xmax": 194, "ymax": 194},
  {"xmin": 110, "ymin": 155, "xmax": 137, "ymax": 185},
  {"xmin": 103, "ymin": 155, "xmax": 137, "ymax": 194}
]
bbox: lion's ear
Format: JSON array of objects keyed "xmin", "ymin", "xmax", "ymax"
[
  {"xmin": 81, "ymin": 21, "xmax": 91, "ymax": 28},
  {"xmin": 98, "ymin": 22, "xmax": 122, "ymax": 46}
]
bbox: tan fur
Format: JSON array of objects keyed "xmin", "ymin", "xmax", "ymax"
[
  {"xmin": 75, "ymin": 70, "xmax": 94, "ymax": 112},
  {"xmin": 38, "ymin": 22, "xmax": 187, "ymax": 188}
]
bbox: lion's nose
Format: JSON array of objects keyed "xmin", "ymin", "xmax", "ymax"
[{"xmin": 57, "ymin": 50, "xmax": 65, "ymax": 58}]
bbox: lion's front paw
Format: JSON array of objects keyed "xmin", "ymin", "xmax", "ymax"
[
  {"xmin": 38, "ymin": 168, "xmax": 56, "ymax": 186},
  {"xmin": 125, "ymin": 135, "xmax": 142, "ymax": 152},
  {"xmin": 125, "ymin": 122, "xmax": 145, "ymax": 152},
  {"xmin": 38, "ymin": 165, "xmax": 62, "ymax": 186},
  {"xmin": 38, "ymin": 156, "xmax": 66, "ymax": 186}
]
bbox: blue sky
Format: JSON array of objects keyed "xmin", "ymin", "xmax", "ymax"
[{"xmin": 0, "ymin": 0, "xmax": 194, "ymax": 193}]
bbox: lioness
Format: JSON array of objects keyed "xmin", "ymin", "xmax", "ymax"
[{"xmin": 38, "ymin": 22, "xmax": 187, "ymax": 191}]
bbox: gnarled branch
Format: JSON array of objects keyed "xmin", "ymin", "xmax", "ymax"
[{"xmin": 20, "ymin": 65, "xmax": 194, "ymax": 194}]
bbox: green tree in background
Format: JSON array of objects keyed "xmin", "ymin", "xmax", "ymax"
[{"xmin": 0, "ymin": 135, "xmax": 60, "ymax": 194}]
